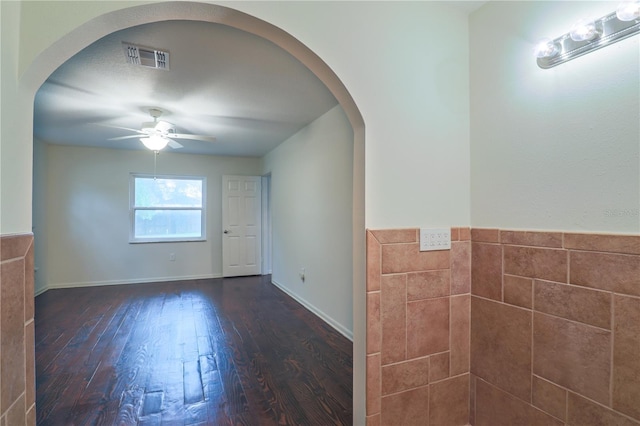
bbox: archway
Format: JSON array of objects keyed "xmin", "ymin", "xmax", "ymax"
[{"xmin": 23, "ymin": 2, "xmax": 366, "ymax": 423}]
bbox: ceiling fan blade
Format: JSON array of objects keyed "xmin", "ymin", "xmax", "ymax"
[
  {"xmin": 167, "ymin": 139, "xmax": 183, "ymax": 149},
  {"xmin": 155, "ymin": 120, "xmax": 174, "ymax": 133},
  {"xmin": 108, "ymin": 135, "xmax": 143, "ymax": 141},
  {"xmin": 95, "ymin": 123, "xmax": 145, "ymax": 134},
  {"xmin": 168, "ymin": 133, "xmax": 217, "ymax": 143}
]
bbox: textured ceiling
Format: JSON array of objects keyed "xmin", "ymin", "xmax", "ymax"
[{"xmin": 34, "ymin": 20, "xmax": 338, "ymax": 157}]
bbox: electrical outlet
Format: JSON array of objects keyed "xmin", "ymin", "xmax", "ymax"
[
  {"xmin": 420, "ymin": 228, "xmax": 451, "ymax": 251},
  {"xmin": 169, "ymin": 253, "xmax": 176, "ymax": 261}
]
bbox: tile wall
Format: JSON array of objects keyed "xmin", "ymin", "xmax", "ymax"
[
  {"xmin": 3, "ymin": 227, "xmax": 637, "ymax": 426},
  {"xmin": 470, "ymin": 229, "xmax": 640, "ymax": 426},
  {"xmin": 366, "ymin": 228, "xmax": 471, "ymax": 425},
  {"xmin": 366, "ymin": 227, "xmax": 639, "ymax": 426},
  {"xmin": 0, "ymin": 234, "xmax": 36, "ymax": 426}
]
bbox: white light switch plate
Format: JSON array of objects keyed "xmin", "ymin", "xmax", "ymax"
[{"xmin": 420, "ymin": 228, "xmax": 451, "ymax": 251}]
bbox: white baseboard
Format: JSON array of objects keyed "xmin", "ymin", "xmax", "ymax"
[
  {"xmin": 271, "ymin": 279, "xmax": 353, "ymax": 341},
  {"xmin": 37, "ymin": 273, "xmax": 223, "ymax": 295}
]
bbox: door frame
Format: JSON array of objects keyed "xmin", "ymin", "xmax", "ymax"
[{"xmin": 261, "ymin": 174, "xmax": 272, "ymax": 275}]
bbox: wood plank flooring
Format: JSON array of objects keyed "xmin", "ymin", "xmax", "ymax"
[{"xmin": 35, "ymin": 275, "xmax": 353, "ymax": 425}]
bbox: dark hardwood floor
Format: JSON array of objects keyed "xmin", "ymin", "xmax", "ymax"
[{"xmin": 35, "ymin": 275, "xmax": 353, "ymax": 425}]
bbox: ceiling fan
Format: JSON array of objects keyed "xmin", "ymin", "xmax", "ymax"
[{"xmin": 107, "ymin": 108, "xmax": 217, "ymax": 151}]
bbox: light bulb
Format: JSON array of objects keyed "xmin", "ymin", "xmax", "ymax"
[
  {"xmin": 616, "ymin": 1, "xmax": 640, "ymax": 21},
  {"xmin": 570, "ymin": 18, "xmax": 599, "ymax": 41},
  {"xmin": 140, "ymin": 135, "xmax": 169, "ymax": 151},
  {"xmin": 534, "ymin": 38, "xmax": 560, "ymax": 58}
]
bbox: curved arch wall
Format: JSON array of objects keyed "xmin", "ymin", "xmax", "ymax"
[
  {"xmin": 2, "ymin": 1, "xmax": 474, "ymax": 424},
  {"xmin": 3, "ymin": 1, "xmax": 370, "ymax": 423}
]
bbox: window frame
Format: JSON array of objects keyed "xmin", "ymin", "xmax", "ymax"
[{"xmin": 129, "ymin": 173, "xmax": 207, "ymax": 244}]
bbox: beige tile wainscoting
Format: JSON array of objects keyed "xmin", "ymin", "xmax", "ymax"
[
  {"xmin": 0, "ymin": 234, "xmax": 36, "ymax": 425},
  {"xmin": 366, "ymin": 228, "xmax": 640, "ymax": 426},
  {"xmin": 366, "ymin": 228, "xmax": 472, "ymax": 425},
  {"xmin": 2, "ymin": 228, "xmax": 638, "ymax": 425},
  {"xmin": 470, "ymin": 229, "xmax": 640, "ymax": 426}
]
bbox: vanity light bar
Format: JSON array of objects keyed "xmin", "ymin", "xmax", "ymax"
[{"xmin": 536, "ymin": 2, "xmax": 640, "ymax": 69}]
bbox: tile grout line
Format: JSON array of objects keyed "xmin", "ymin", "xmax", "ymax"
[
  {"xmin": 534, "ymin": 310, "xmax": 613, "ymax": 333},
  {"xmin": 380, "ymin": 353, "xmax": 434, "ymax": 367},
  {"xmin": 565, "ymin": 383, "xmax": 570, "ymax": 424},
  {"xmin": 380, "ymin": 382, "xmax": 430, "ymax": 398},
  {"xmin": 471, "ymin": 293, "xmax": 532, "ymax": 312},
  {"xmin": 610, "ymin": 295, "xmax": 615, "ymax": 408},
  {"xmin": 500, "ymin": 242, "xmax": 504, "ymax": 303},
  {"xmin": 407, "ymin": 295, "xmax": 452, "ymax": 304},
  {"xmin": 430, "ymin": 371, "xmax": 469, "ymax": 385},
  {"xmin": 448, "ymin": 297, "xmax": 453, "ymax": 377},
  {"xmin": 404, "ymin": 272, "xmax": 408, "ymax": 363},
  {"xmin": 568, "ymin": 248, "xmax": 640, "ymax": 256},
  {"xmin": 2, "ymin": 390, "xmax": 27, "ymax": 418},
  {"xmin": 473, "ymin": 376, "xmax": 478, "ymax": 426},
  {"xmin": 566, "ymin": 238, "xmax": 570, "ymax": 285},
  {"xmin": 449, "ymin": 289, "xmax": 453, "ymax": 378},
  {"xmin": 531, "ymin": 277, "xmax": 535, "ymax": 406},
  {"xmin": 372, "ymin": 231, "xmax": 384, "ymax": 416},
  {"xmin": 449, "ymin": 227, "xmax": 454, "ymax": 379},
  {"xmin": 476, "ymin": 285, "xmax": 615, "ymax": 332},
  {"xmin": 377, "ymin": 235, "xmax": 383, "ymax": 419},
  {"xmin": 531, "ymin": 277, "xmax": 536, "ymax": 411},
  {"xmin": 568, "ymin": 387, "xmax": 640, "ymax": 425}
]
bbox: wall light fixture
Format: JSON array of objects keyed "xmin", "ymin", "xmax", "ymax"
[{"xmin": 536, "ymin": 1, "xmax": 640, "ymax": 68}]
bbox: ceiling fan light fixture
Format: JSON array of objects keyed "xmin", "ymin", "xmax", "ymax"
[{"xmin": 140, "ymin": 135, "xmax": 169, "ymax": 151}]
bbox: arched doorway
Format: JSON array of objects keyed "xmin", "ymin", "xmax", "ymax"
[{"xmin": 23, "ymin": 2, "xmax": 365, "ymax": 423}]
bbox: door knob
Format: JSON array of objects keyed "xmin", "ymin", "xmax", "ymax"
[{"xmin": 223, "ymin": 230, "xmax": 230, "ymax": 234}]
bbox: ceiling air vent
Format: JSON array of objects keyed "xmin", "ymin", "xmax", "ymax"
[{"xmin": 122, "ymin": 42, "xmax": 169, "ymax": 70}]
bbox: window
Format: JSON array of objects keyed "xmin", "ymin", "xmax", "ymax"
[{"xmin": 130, "ymin": 174, "xmax": 206, "ymax": 243}]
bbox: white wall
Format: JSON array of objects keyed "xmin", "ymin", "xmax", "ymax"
[
  {"xmin": 470, "ymin": 1, "xmax": 640, "ymax": 233},
  {"xmin": 2, "ymin": 0, "xmax": 472, "ymax": 235},
  {"xmin": 223, "ymin": 1, "xmax": 471, "ymax": 229},
  {"xmin": 32, "ymin": 139, "xmax": 50, "ymax": 295},
  {"xmin": 1, "ymin": 1, "xmax": 34, "ymax": 234},
  {"xmin": 34, "ymin": 144, "xmax": 261, "ymax": 291},
  {"xmin": 262, "ymin": 105, "xmax": 354, "ymax": 338}
]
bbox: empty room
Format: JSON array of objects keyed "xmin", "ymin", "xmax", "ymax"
[
  {"xmin": 1, "ymin": 1, "xmax": 639, "ymax": 425},
  {"xmin": 30, "ymin": 17, "xmax": 355, "ymax": 425}
]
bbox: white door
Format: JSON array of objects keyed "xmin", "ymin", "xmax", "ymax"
[{"xmin": 222, "ymin": 175, "xmax": 262, "ymax": 277}]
